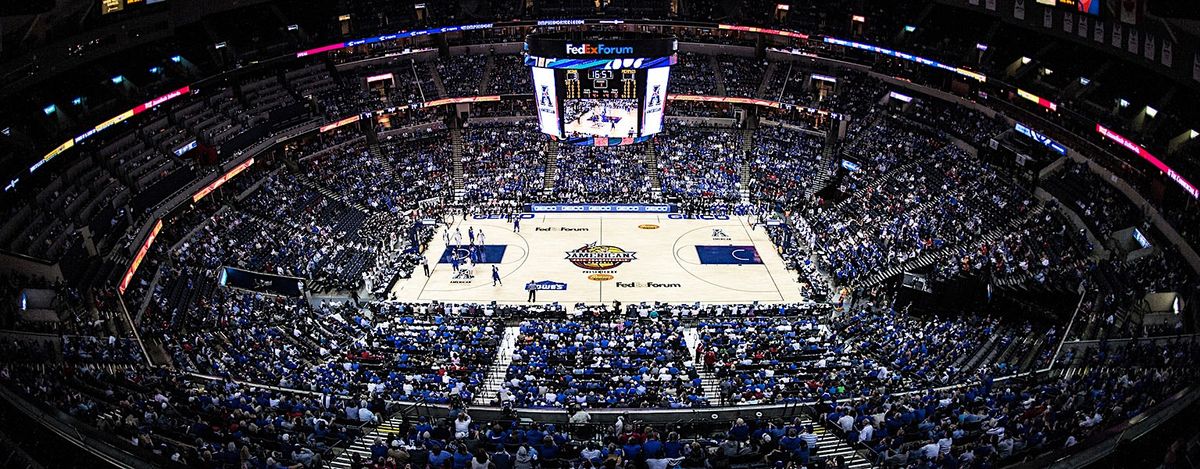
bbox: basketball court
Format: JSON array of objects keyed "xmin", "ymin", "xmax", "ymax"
[
  {"xmin": 388, "ymin": 213, "xmax": 808, "ymax": 304},
  {"xmin": 563, "ymin": 99, "xmax": 640, "ymax": 138}
]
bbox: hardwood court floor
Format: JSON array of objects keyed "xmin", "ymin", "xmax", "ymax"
[{"xmin": 389, "ymin": 213, "xmax": 807, "ymax": 305}]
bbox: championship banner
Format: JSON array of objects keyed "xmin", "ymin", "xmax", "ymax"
[
  {"xmin": 219, "ymin": 267, "xmax": 305, "ymax": 297},
  {"xmin": 1161, "ymin": 41, "xmax": 1172, "ymax": 67},
  {"xmin": 1014, "ymin": 0, "xmax": 1025, "ymax": 19},
  {"xmin": 1120, "ymin": 0, "xmax": 1138, "ymax": 24},
  {"xmin": 527, "ymin": 203, "xmax": 675, "ymax": 213}
]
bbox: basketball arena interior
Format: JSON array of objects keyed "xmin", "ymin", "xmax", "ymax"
[{"xmin": 1, "ymin": 0, "xmax": 1199, "ymax": 468}]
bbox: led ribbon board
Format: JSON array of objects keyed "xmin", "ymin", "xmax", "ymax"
[
  {"xmin": 1017, "ymin": 89, "xmax": 1058, "ymax": 111},
  {"xmin": 30, "ymin": 86, "xmax": 190, "ymax": 174},
  {"xmin": 296, "ymin": 23, "xmax": 495, "ymax": 58},
  {"xmin": 192, "ymin": 158, "xmax": 254, "ymax": 203},
  {"xmin": 1096, "ymin": 124, "xmax": 1199, "ymax": 198},
  {"xmin": 119, "ymin": 219, "xmax": 162, "ymax": 294},
  {"xmin": 822, "ymin": 37, "xmax": 987, "ymax": 82}
]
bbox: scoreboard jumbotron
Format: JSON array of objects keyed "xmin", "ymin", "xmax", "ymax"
[{"xmin": 524, "ymin": 32, "xmax": 677, "ymax": 146}]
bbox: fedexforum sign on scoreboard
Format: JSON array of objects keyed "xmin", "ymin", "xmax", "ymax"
[
  {"xmin": 565, "ymin": 43, "xmax": 636, "ymax": 55},
  {"xmin": 526, "ymin": 31, "xmax": 676, "ymax": 144}
]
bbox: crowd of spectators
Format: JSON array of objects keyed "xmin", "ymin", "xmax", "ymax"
[
  {"xmin": 504, "ymin": 318, "xmax": 707, "ymax": 408},
  {"xmin": 486, "ymin": 55, "xmax": 533, "ymax": 95},
  {"xmin": 436, "ymin": 55, "xmax": 487, "ymax": 97},
  {"xmin": 932, "ymin": 205, "xmax": 1090, "ymax": 290},
  {"xmin": 748, "ymin": 125, "xmax": 825, "ymax": 205},
  {"xmin": 811, "ymin": 140, "xmax": 1030, "ymax": 282},
  {"xmin": 553, "ymin": 145, "xmax": 650, "ymax": 203},
  {"xmin": 670, "ymin": 52, "xmax": 718, "ymax": 95},
  {"xmin": 715, "ymin": 55, "xmax": 767, "ymax": 97},
  {"xmin": 304, "ymin": 133, "xmax": 452, "ymax": 213},
  {"xmin": 1043, "ymin": 161, "xmax": 1143, "ymax": 240},
  {"xmin": 655, "ymin": 124, "xmax": 743, "ymax": 203},
  {"xmin": 461, "ymin": 121, "xmax": 546, "ymax": 206}
]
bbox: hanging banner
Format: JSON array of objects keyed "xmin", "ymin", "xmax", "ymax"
[
  {"xmin": 1063, "ymin": 12, "xmax": 1073, "ymax": 33},
  {"xmin": 1161, "ymin": 40, "xmax": 1172, "ymax": 67},
  {"xmin": 1120, "ymin": 0, "xmax": 1139, "ymax": 24},
  {"xmin": 1112, "ymin": 24, "xmax": 1122, "ymax": 48},
  {"xmin": 1044, "ymin": 9, "xmax": 1053, "ymax": 28},
  {"xmin": 1194, "ymin": 53, "xmax": 1200, "ymax": 81},
  {"xmin": 1093, "ymin": 22, "xmax": 1104, "ymax": 42},
  {"xmin": 1143, "ymin": 35, "xmax": 1155, "ymax": 61},
  {"xmin": 1128, "ymin": 29, "xmax": 1139, "ymax": 54},
  {"xmin": 985, "ymin": 0, "xmax": 996, "ymax": 10},
  {"xmin": 1014, "ymin": 0, "xmax": 1025, "ymax": 19},
  {"xmin": 1077, "ymin": 16, "xmax": 1088, "ymax": 38}
]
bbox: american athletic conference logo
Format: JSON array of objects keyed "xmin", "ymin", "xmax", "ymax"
[
  {"xmin": 565, "ymin": 242, "xmax": 637, "ymax": 270},
  {"xmin": 539, "ymin": 86, "xmax": 554, "ymax": 107}
]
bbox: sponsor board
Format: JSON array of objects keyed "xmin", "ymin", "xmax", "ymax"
[
  {"xmin": 588, "ymin": 274, "xmax": 614, "ymax": 281},
  {"xmin": 566, "ymin": 243, "xmax": 637, "ymax": 270},
  {"xmin": 529, "ymin": 203, "xmax": 674, "ymax": 213},
  {"xmin": 667, "ymin": 214, "xmax": 731, "ymax": 220},
  {"xmin": 530, "ymin": 280, "xmax": 568, "ymax": 291},
  {"xmin": 614, "ymin": 281, "xmax": 682, "ymax": 288},
  {"xmin": 471, "ymin": 213, "xmax": 536, "ymax": 220}
]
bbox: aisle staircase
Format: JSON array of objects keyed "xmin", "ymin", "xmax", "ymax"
[
  {"xmin": 543, "ymin": 140, "xmax": 559, "ymax": 195},
  {"xmin": 426, "ymin": 62, "xmax": 448, "ymax": 98},
  {"xmin": 295, "ymin": 175, "xmax": 370, "ymax": 213},
  {"xmin": 756, "ymin": 62, "xmax": 778, "ymax": 99},
  {"xmin": 799, "ymin": 416, "xmax": 876, "ymax": 469},
  {"xmin": 854, "ymin": 202, "xmax": 1045, "ymax": 288},
  {"xmin": 473, "ymin": 325, "xmax": 521, "ymax": 406},
  {"xmin": 809, "ymin": 144, "xmax": 838, "ymax": 198},
  {"xmin": 711, "ymin": 55, "xmax": 728, "ymax": 96},
  {"xmin": 644, "ymin": 141, "xmax": 662, "ymax": 200},
  {"xmin": 451, "ymin": 129, "xmax": 465, "ymax": 202},
  {"xmin": 739, "ymin": 129, "xmax": 754, "ymax": 202},
  {"xmin": 327, "ymin": 416, "xmax": 407, "ymax": 469},
  {"xmin": 479, "ymin": 56, "xmax": 497, "ymax": 93},
  {"xmin": 682, "ymin": 327, "xmax": 723, "ymax": 406}
]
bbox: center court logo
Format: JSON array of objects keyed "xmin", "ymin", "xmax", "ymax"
[{"xmin": 565, "ymin": 242, "xmax": 637, "ymax": 270}]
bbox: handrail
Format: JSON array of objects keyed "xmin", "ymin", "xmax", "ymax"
[
  {"xmin": 1005, "ymin": 385, "xmax": 1200, "ymax": 469},
  {"xmin": 0, "ymin": 386, "xmax": 159, "ymax": 469}
]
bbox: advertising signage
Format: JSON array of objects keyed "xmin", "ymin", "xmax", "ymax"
[{"xmin": 1096, "ymin": 124, "xmax": 1199, "ymax": 198}]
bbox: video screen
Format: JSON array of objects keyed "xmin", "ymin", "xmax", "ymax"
[
  {"xmin": 563, "ymin": 99, "xmax": 639, "ymax": 138},
  {"xmin": 531, "ymin": 67, "xmax": 562, "ymax": 138}
]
